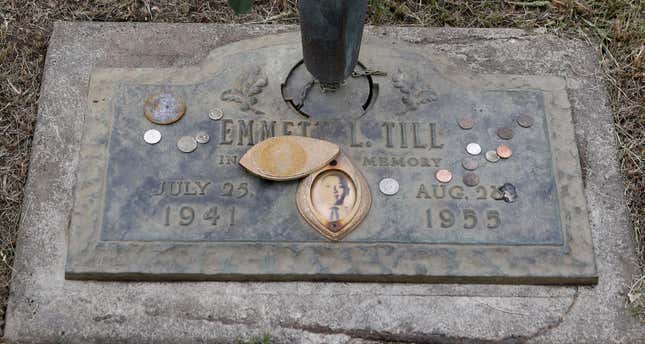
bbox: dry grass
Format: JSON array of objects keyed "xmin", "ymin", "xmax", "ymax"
[{"xmin": 0, "ymin": 0, "xmax": 643, "ymax": 333}]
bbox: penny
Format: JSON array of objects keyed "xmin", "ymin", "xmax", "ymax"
[
  {"xmin": 463, "ymin": 172, "xmax": 480, "ymax": 187},
  {"xmin": 466, "ymin": 143, "xmax": 482, "ymax": 156},
  {"xmin": 195, "ymin": 131, "xmax": 210, "ymax": 144},
  {"xmin": 143, "ymin": 93, "xmax": 186, "ymax": 125},
  {"xmin": 143, "ymin": 129, "xmax": 161, "ymax": 145},
  {"xmin": 379, "ymin": 178, "xmax": 400, "ymax": 196},
  {"xmin": 496, "ymin": 144, "xmax": 513, "ymax": 159},
  {"xmin": 177, "ymin": 136, "xmax": 197, "ymax": 153},
  {"xmin": 209, "ymin": 108, "xmax": 224, "ymax": 120},
  {"xmin": 517, "ymin": 115, "xmax": 534, "ymax": 128},
  {"xmin": 435, "ymin": 169, "xmax": 453, "ymax": 183},
  {"xmin": 462, "ymin": 158, "xmax": 479, "ymax": 171},
  {"xmin": 458, "ymin": 117, "xmax": 474, "ymax": 130},
  {"xmin": 497, "ymin": 127, "xmax": 514, "ymax": 140},
  {"xmin": 485, "ymin": 150, "xmax": 500, "ymax": 163}
]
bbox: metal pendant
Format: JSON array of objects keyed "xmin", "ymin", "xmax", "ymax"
[
  {"xmin": 296, "ymin": 152, "xmax": 371, "ymax": 241},
  {"xmin": 239, "ymin": 136, "xmax": 340, "ymax": 181}
]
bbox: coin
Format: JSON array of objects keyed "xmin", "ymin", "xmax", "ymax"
[
  {"xmin": 143, "ymin": 93, "xmax": 186, "ymax": 125},
  {"xmin": 195, "ymin": 131, "xmax": 210, "ymax": 144},
  {"xmin": 209, "ymin": 108, "xmax": 224, "ymax": 120},
  {"xmin": 485, "ymin": 150, "xmax": 500, "ymax": 163},
  {"xmin": 491, "ymin": 189, "xmax": 504, "ymax": 200},
  {"xmin": 143, "ymin": 129, "xmax": 161, "ymax": 145},
  {"xmin": 517, "ymin": 115, "xmax": 534, "ymax": 128},
  {"xmin": 466, "ymin": 143, "xmax": 482, "ymax": 155},
  {"xmin": 435, "ymin": 169, "xmax": 453, "ymax": 183},
  {"xmin": 496, "ymin": 144, "xmax": 513, "ymax": 159},
  {"xmin": 463, "ymin": 172, "xmax": 480, "ymax": 187},
  {"xmin": 379, "ymin": 178, "xmax": 400, "ymax": 195},
  {"xmin": 499, "ymin": 183, "xmax": 518, "ymax": 203},
  {"xmin": 497, "ymin": 127, "xmax": 514, "ymax": 140},
  {"xmin": 177, "ymin": 136, "xmax": 197, "ymax": 153},
  {"xmin": 462, "ymin": 158, "xmax": 479, "ymax": 171},
  {"xmin": 458, "ymin": 117, "xmax": 474, "ymax": 130}
]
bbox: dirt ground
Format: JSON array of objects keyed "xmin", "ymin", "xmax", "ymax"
[{"xmin": 0, "ymin": 0, "xmax": 643, "ymax": 335}]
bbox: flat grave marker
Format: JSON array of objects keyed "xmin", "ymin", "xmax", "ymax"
[{"xmin": 66, "ymin": 33, "xmax": 596, "ymax": 283}]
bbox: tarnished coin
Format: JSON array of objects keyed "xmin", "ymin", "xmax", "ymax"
[
  {"xmin": 485, "ymin": 150, "xmax": 500, "ymax": 163},
  {"xmin": 496, "ymin": 144, "xmax": 513, "ymax": 159},
  {"xmin": 458, "ymin": 117, "xmax": 474, "ymax": 130},
  {"xmin": 499, "ymin": 183, "xmax": 518, "ymax": 203},
  {"xmin": 209, "ymin": 108, "xmax": 224, "ymax": 120},
  {"xmin": 463, "ymin": 172, "xmax": 480, "ymax": 187},
  {"xmin": 491, "ymin": 189, "xmax": 505, "ymax": 200},
  {"xmin": 143, "ymin": 129, "xmax": 161, "ymax": 145},
  {"xmin": 379, "ymin": 178, "xmax": 400, "ymax": 196},
  {"xmin": 143, "ymin": 93, "xmax": 186, "ymax": 125},
  {"xmin": 466, "ymin": 143, "xmax": 482, "ymax": 156},
  {"xmin": 177, "ymin": 136, "xmax": 197, "ymax": 153},
  {"xmin": 517, "ymin": 115, "xmax": 534, "ymax": 128},
  {"xmin": 497, "ymin": 127, "xmax": 514, "ymax": 140},
  {"xmin": 462, "ymin": 158, "xmax": 479, "ymax": 171},
  {"xmin": 195, "ymin": 131, "xmax": 210, "ymax": 144},
  {"xmin": 435, "ymin": 169, "xmax": 453, "ymax": 183}
]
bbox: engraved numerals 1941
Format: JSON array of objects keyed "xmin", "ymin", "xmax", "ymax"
[
  {"xmin": 163, "ymin": 205, "xmax": 236, "ymax": 227},
  {"xmin": 426, "ymin": 208, "xmax": 500, "ymax": 229}
]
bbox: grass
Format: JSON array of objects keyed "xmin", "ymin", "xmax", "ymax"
[
  {"xmin": 241, "ymin": 334, "xmax": 272, "ymax": 344},
  {"xmin": 0, "ymin": 0, "xmax": 643, "ymax": 336}
]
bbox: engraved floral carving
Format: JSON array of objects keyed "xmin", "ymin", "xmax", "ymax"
[
  {"xmin": 220, "ymin": 66, "xmax": 268, "ymax": 115},
  {"xmin": 391, "ymin": 68, "xmax": 437, "ymax": 116}
]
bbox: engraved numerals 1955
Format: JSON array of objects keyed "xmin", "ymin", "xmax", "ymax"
[{"xmin": 426, "ymin": 208, "xmax": 500, "ymax": 229}]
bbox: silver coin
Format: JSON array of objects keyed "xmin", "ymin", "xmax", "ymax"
[
  {"xmin": 208, "ymin": 108, "xmax": 224, "ymax": 120},
  {"xmin": 517, "ymin": 115, "xmax": 534, "ymax": 128},
  {"xmin": 379, "ymin": 178, "xmax": 400, "ymax": 196},
  {"xmin": 143, "ymin": 129, "xmax": 161, "ymax": 145},
  {"xmin": 462, "ymin": 158, "xmax": 479, "ymax": 171},
  {"xmin": 466, "ymin": 143, "xmax": 482, "ymax": 156},
  {"xmin": 485, "ymin": 150, "xmax": 500, "ymax": 163},
  {"xmin": 177, "ymin": 136, "xmax": 197, "ymax": 153},
  {"xmin": 195, "ymin": 131, "xmax": 210, "ymax": 144}
]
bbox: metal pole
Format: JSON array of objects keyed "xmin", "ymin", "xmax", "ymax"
[{"xmin": 298, "ymin": 0, "xmax": 368, "ymax": 91}]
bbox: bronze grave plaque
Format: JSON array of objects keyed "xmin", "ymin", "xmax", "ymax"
[{"xmin": 66, "ymin": 33, "xmax": 597, "ymax": 283}]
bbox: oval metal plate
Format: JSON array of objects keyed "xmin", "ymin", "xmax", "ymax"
[{"xmin": 239, "ymin": 136, "xmax": 340, "ymax": 181}]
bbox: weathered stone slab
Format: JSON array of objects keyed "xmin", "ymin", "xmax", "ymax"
[
  {"xmin": 5, "ymin": 23, "xmax": 643, "ymax": 343},
  {"xmin": 65, "ymin": 28, "xmax": 595, "ymax": 284}
]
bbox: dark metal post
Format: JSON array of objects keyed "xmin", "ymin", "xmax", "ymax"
[{"xmin": 298, "ymin": 0, "xmax": 368, "ymax": 90}]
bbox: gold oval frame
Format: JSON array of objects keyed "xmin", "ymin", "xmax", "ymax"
[{"xmin": 296, "ymin": 152, "xmax": 371, "ymax": 241}]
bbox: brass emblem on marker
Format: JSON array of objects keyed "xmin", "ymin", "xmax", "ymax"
[
  {"xmin": 296, "ymin": 153, "xmax": 371, "ymax": 241},
  {"xmin": 239, "ymin": 136, "xmax": 340, "ymax": 181}
]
